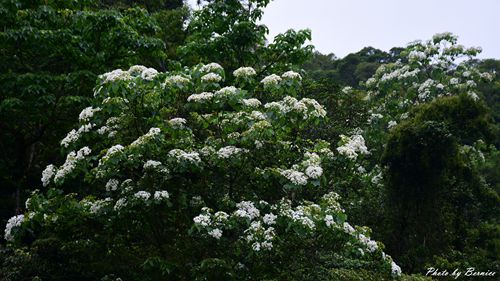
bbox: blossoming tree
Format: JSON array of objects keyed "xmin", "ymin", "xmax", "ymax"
[{"xmin": 4, "ymin": 63, "xmax": 402, "ymax": 280}]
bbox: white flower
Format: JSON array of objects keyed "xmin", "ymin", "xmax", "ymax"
[
  {"xmin": 134, "ymin": 191, "xmax": 151, "ymax": 200},
  {"xmin": 201, "ymin": 73, "xmax": 222, "ymax": 83},
  {"xmin": 200, "ymin": 63, "xmax": 223, "ymax": 73},
  {"xmin": 305, "ymin": 166, "xmax": 323, "ymax": 179},
  {"xmin": 280, "ymin": 169, "xmax": 308, "ymax": 185},
  {"xmin": 208, "ymin": 228, "xmax": 223, "ymax": 239},
  {"xmin": 4, "ymin": 214, "xmax": 24, "ymax": 241},
  {"xmin": 281, "ymin": 70, "xmax": 302, "ymax": 80},
  {"xmin": 343, "ymin": 222, "xmax": 355, "ymax": 235},
  {"xmin": 141, "ymin": 68, "xmax": 159, "ymax": 81},
  {"xmin": 130, "ymin": 128, "xmax": 161, "ymax": 148},
  {"xmin": 466, "ymin": 80, "xmax": 477, "ymax": 88},
  {"xmin": 387, "ymin": 120, "xmax": 398, "ymax": 129},
  {"xmin": 233, "ymin": 67, "xmax": 256, "ymax": 78},
  {"xmin": 366, "ymin": 240, "xmax": 378, "ymax": 253},
  {"xmin": 187, "ymin": 92, "xmax": 214, "ymax": 103},
  {"xmin": 391, "ymin": 261, "xmax": 402, "ymax": 276},
  {"xmin": 61, "ymin": 129, "xmax": 80, "ymax": 148},
  {"xmin": 324, "ymin": 215, "xmax": 335, "ymax": 227},
  {"xmin": 89, "ymin": 199, "xmax": 110, "ymax": 214},
  {"xmin": 154, "ymin": 190, "xmax": 170, "ymax": 201},
  {"xmin": 168, "ymin": 149, "xmax": 202, "ymax": 165},
  {"xmin": 102, "ymin": 144, "xmax": 124, "ymax": 162},
  {"xmin": 128, "ymin": 65, "xmax": 147, "ymax": 76},
  {"xmin": 342, "ymin": 86, "xmax": 353, "ymax": 94},
  {"xmin": 99, "ymin": 69, "xmax": 132, "ymax": 83},
  {"xmin": 480, "ymin": 72, "xmax": 493, "ymax": 81},
  {"xmin": 78, "ymin": 107, "xmax": 101, "ymax": 122},
  {"xmin": 217, "ymin": 146, "xmax": 246, "ymax": 159},
  {"xmin": 214, "ymin": 211, "xmax": 229, "ymax": 223},
  {"xmin": 450, "ymin": 78, "xmax": 460, "ymax": 85},
  {"xmin": 467, "ymin": 91, "xmax": 479, "ymax": 101},
  {"xmin": 215, "ymin": 86, "xmax": 238, "ymax": 98},
  {"xmin": 337, "ymin": 134, "xmax": 369, "ymax": 160},
  {"xmin": 432, "ymin": 32, "xmax": 453, "ymax": 42},
  {"xmin": 53, "ymin": 147, "xmax": 91, "ymax": 184},
  {"xmin": 234, "ymin": 201, "xmax": 260, "ymax": 220},
  {"xmin": 263, "ymin": 213, "xmax": 277, "ymax": 225},
  {"xmin": 241, "ymin": 98, "xmax": 261, "ymax": 108},
  {"xmin": 114, "ymin": 198, "xmax": 127, "ymax": 211},
  {"xmin": 261, "ymin": 74, "xmax": 282, "ymax": 86},
  {"xmin": 193, "ymin": 214, "xmax": 211, "ymax": 227},
  {"xmin": 165, "ymin": 75, "xmax": 190, "ymax": 85},
  {"xmin": 144, "ymin": 160, "xmax": 162, "ymax": 170},
  {"xmin": 41, "ymin": 164, "xmax": 56, "ymax": 187},
  {"xmin": 252, "ymin": 242, "xmax": 261, "ymax": 251},
  {"xmin": 105, "ymin": 179, "xmax": 120, "ymax": 191},
  {"xmin": 169, "ymin": 118, "xmax": 187, "ymax": 128},
  {"xmin": 408, "ymin": 50, "xmax": 426, "ymax": 62}
]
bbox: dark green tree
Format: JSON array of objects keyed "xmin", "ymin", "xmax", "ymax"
[
  {"xmin": 382, "ymin": 95, "xmax": 499, "ymax": 272},
  {"xmin": 179, "ymin": 0, "xmax": 314, "ymax": 76}
]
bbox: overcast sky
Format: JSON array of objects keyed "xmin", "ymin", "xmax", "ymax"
[{"xmin": 188, "ymin": 0, "xmax": 500, "ymax": 59}]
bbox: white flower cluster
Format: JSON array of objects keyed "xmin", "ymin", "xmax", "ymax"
[
  {"xmin": 191, "ymin": 193, "xmax": 398, "ymax": 268},
  {"xmin": 99, "ymin": 69, "xmax": 132, "ymax": 83},
  {"xmin": 378, "ymin": 65, "xmax": 420, "ymax": 83},
  {"xmin": 105, "ymin": 179, "xmax": 120, "ymax": 192},
  {"xmin": 337, "ymin": 134, "xmax": 369, "ymax": 160},
  {"xmin": 128, "ymin": 65, "xmax": 147, "ymax": 76},
  {"xmin": 61, "ymin": 123, "xmax": 95, "ymax": 148},
  {"xmin": 154, "ymin": 190, "xmax": 170, "ymax": 201},
  {"xmin": 53, "ymin": 147, "xmax": 92, "ymax": 184},
  {"xmin": 280, "ymin": 169, "xmax": 308, "ymax": 185},
  {"xmin": 168, "ymin": 149, "xmax": 202, "ymax": 165},
  {"xmin": 208, "ymin": 228, "xmax": 223, "ymax": 239},
  {"xmin": 241, "ymin": 98, "xmax": 262, "ymax": 108},
  {"xmin": 169, "ymin": 118, "xmax": 187, "ymax": 128},
  {"xmin": 143, "ymin": 160, "xmax": 162, "ymax": 170},
  {"xmin": 201, "ymin": 73, "xmax": 222, "ymax": 83},
  {"xmin": 260, "ymin": 74, "xmax": 282, "ymax": 87},
  {"xmin": 97, "ymin": 117, "xmax": 121, "ymax": 138},
  {"xmin": 387, "ymin": 120, "xmax": 398, "ymax": 129},
  {"xmin": 392, "ymin": 261, "xmax": 402, "ymax": 276},
  {"xmin": 193, "ymin": 212, "xmax": 211, "ymax": 227},
  {"xmin": 432, "ymin": 32, "xmax": 454, "ymax": 42},
  {"xmin": 141, "ymin": 68, "xmax": 159, "ymax": 81},
  {"xmin": 4, "ymin": 214, "xmax": 24, "ymax": 242},
  {"xmin": 305, "ymin": 166, "xmax": 323, "ymax": 179},
  {"xmin": 97, "ymin": 144, "xmax": 124, "ymax": 169},
  {"xmin": 200, "ymin": 63, "xmax": 223, "ymax": 73},
  {"xmin": 233, "ymin": 67, "xmax": 256, "ymax": 78},
  {"xmin": 41, "ymin": 164, "xmax": 56, "ymax": 187},
  {"xmin": 417, "ymin": 78, "xmax": 436, "ymax": 101},
  {"xmin": 134, "ymin": 191, "xmax": 151, "ymax": 200},
  {"xmin": 246, "ymin": 221, "xmax": 275, "ymax": 251},
  {"xmin": 234, "ymin": 201, "xmax": 261, "ymax": 220},
  {"xmin": 130, "ymin": 128, "xmax": 161, "ymax": 148},
  {"xmin": 78, "ymin": 106, "xmax": 101, "ymax": 122},
  {"xmin": 187, "ymin": 92, "xmax": 214, "ymax": 103},
  {"xmin": 367, "ymin": 113, "xmax": 383, "ymax": 124},
  {"xmin": 264, "ymin": 96, "xmax": 326, "ymax": 120},
  {"xmin": 214, "ymin": 86, "xmax": 238, "ymax": 98},
  {"xmin": 216, "ymin": 146, "xmax": 248, "ymax": 159},
  {"xmin": 281, "ymin": 71, "xmax": 302, "ymax": 80},
  {"xmin": 165, "ymin": 75, "xmax": 190, "ymax": 85},
  {"xmin": 87, "ymin": 198, "xmax": 113, "ymax": 214},
  {"xmin": 408, "ymin": 50, "xmax": 427, "ymax": 62},
  {"xmin": 127, "ymin": 65, "xmax": 158, "ymax": 80}
]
